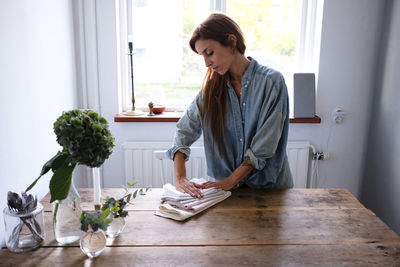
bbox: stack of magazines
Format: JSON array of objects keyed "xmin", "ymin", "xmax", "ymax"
[{"xmin": 155, "ymin": 178, "xmax": 231, "ymax": 221}]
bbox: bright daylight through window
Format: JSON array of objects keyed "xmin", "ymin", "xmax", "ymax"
[{"xmin": 122, "ymin": 0, "xmax": 322, "ymax": 114}]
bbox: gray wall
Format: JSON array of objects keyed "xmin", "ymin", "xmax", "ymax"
[
  {"xmin": 0, "ymin": 0, "xmax": 77, "ymax": 246},
  {"xmin": 361, "ymin": 0, "xmax": 400, "ymax": 234}
]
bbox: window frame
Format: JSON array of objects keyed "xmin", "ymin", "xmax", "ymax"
[{"xmin": 117, "ymin": 0, "xmax": 324, "ymax": 112}]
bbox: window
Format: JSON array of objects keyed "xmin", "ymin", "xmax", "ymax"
[{"xmin": 119, "ymin": 0, "xmax": 323, "ymax": 114}]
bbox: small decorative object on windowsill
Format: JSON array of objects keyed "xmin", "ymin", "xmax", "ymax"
[
  {"xmin": 80, "ymin": 209, "xmax": 112, "ymax": 258},
  {"xmin": 4, "ymin": 191, "xmax": 45, "ymax": 252},
  {"xmin": 147, "ymin": 101, "xmax": 155, "ymax": 116},
  {"xmin": 25, "ymin": 109, "xmax": 115, "ymax": 244},
  {"xmin": 102, "ymin": 179, "xmax": 150, "ymax": 238},
  {"xmin": 152, "ymin": 104, "xmax": 166, "ymax": 114},
  {"xmin": 123, "ymin": 35, "xmax": 143, "ymax": 116}
]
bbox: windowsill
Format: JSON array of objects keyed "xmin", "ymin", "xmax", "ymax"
[{"xmin": 114, "ymin": 112, "xmax": 321, "ymax": 123}]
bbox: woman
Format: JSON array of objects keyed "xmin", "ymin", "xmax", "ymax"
[{"xmin": 168, "ymin": 13, "xmax": 293, "ymax": 198}]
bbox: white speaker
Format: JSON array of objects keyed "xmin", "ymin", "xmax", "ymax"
[{"xmin": 293, "ymin": 73, "xmax": 316, "ymax": 118}]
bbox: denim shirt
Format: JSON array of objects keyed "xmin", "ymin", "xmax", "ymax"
[{"xmin": 168, "ymin": 58, "xmax": 293, "ymax": 189}]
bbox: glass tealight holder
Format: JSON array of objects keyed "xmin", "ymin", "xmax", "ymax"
[{"xmin": 3, "ymin": 203, "xmax": 45, "ymax": 252}]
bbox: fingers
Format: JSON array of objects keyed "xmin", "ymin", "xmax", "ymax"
[
  {"xmin": 193, "ymin": 183, "xmax": 203, "ymax": 188},
  {"xmin": 201, "ymin": 181, "xmax": 233, "ymax": 191},
  {"xmin": 186, "ymin": 184, "xmax": 203, "ymax": 198},
  {"xmin": 175, "ymin": 186, "xmax": 186, "ymax": 193},
  {"xmin": 177, "ymin": 179, "xmax": 233, "ymax": 197},
  {"xmin": 201, "ymin": 181, "xmax": 217, "ymax": 189},
  {"xmin": 177, "ymin": 181, "xmax": 203, "ymax": 198}
]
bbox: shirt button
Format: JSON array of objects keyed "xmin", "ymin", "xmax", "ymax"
[
  {"xmin": 240, "ymin": 138, "xmax": 243, "ymax": 142},
  {"xmin": 245, "ymin": 84, "xmax": 248, "ymax": 88},
  {"xmin": 243, "ymin": 103, "xmax": 246, "ymax": 106}
]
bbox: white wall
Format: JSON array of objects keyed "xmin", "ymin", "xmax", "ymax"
[
  {"xmin": 361, "ymin": 0, "xmax": 400, "ymax": 234},
  {"xmin": 95, "ymin": 0, "xmax": 384, "ymax": 200},
  {"xmin": 0, "ymin": 0, "xmax": 77, "ymax": 247}
]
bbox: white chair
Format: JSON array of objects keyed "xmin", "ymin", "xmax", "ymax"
[{"xmin": 154, "ymin": 147, "xmax": 207, "ymax": 186}]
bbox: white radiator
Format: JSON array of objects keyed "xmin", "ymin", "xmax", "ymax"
[{"xmin": 123, "ymin": 141, "xmax": 314, "ymax": 188}]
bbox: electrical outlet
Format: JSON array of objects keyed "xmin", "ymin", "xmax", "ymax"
[
  {"xmin": 332, "ymin": 107, "xmax": 345, "ymax": 123},
  {"xmin": 312, "ymin": 152, "xmax": 329, "ymax": 160},
  {"xmin": 321, "ymin": 152, "xmax": 329, "ymax": 160}
]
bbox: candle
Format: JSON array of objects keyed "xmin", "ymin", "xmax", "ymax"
[
  {"xmin": 92, "ymin": 168, "xmax": 101, "ymax": 210},
  {"xmin": 128, "ymin": 35, "xmax": 134, "ymax": 53}
]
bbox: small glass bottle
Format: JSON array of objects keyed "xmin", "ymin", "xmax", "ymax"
[
  {"xmin": 3, "ymin": 203, "xmax": 45, "ymax": 252},
  {"xmin": 80, "ymin": 228, "xmax": 107, "ymax": 258},
  {"xmin": 105, "ymin": 217, "xmax": 126, "ymax": 238},
  {"xmin": 53, "ymin": 182, "xmax": 82, "ymax": 244}
]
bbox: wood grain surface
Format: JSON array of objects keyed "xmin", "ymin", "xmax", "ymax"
[{"xmin": 2, "ymin": 188, "xmax": 399, "ymax": 266}]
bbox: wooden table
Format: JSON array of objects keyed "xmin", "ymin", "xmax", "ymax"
[{"xmin": 1, "ymin": 188, "xmax": 399, "ymax": 266}]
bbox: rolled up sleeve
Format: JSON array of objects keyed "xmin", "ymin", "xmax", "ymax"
[{"xmin": 245, "ymin": 76, "xmax": 288, "ymax": 170}]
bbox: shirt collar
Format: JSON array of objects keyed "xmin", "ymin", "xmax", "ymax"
[{"xmin": 241, "ymin": 57, "xmax": 258, "ymax": 86}]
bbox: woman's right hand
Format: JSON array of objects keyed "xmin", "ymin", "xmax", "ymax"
[{"xmin": 176, "ymin": 178, "xmax": 203, "ymax": 198}]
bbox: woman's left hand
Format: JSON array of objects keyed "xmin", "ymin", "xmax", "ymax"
[{"xmin": 200, "ymin": 177, "xmax": 237, "ymax": 191}]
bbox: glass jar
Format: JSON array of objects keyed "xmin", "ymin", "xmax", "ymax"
[
  {"xmin": 105, "ymin": 217, "xmax": 125, "ymax": 238},
  {"xmin": 80, "ymin": 229, "xmax": 106, "ymax": 258},
  {"xmin": 3, "ymin": 203, "xmax": 45, "ymax": 252},
  {"xmin": 53, "ymin": 182, "xmax": 82, "ymax": 244}
]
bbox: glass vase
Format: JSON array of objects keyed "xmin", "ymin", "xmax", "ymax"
[
  {"xmin": 105, "ymin": 217, "xmax": 125, "ymax": 238},
  {"xmin": 53, "ymin": 181, "xmax": 82, "ymax": 244},
  {"xmin": 80, "ymin": 229, "xmax": 106, "ymax": 258},
  {"xmin": 3, "ymin": 203, "xmax": 45, "ymax": 252}
]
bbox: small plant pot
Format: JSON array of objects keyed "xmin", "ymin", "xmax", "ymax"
[
  {"xmin": 80, "ymin": 229, "xmax": 106, "ymax": 258},
  {"xmin": 105, "ymin": 217, "xmax": 126, "ymax": 238}
]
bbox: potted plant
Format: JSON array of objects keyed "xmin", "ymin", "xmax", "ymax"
[
  {"xmin": 102, "ymin": 180, "xmax": 149, "ymax": 238},
  {"xmin": 79, "ymin": 208, "xmax": 112, "ymax": 258},
  {"xmin": 25, "ymin": 109, "xmax": 115, "ymax": 244}
]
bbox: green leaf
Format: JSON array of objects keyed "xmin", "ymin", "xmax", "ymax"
[
  {"xmin": 132, "ymin": 190, "xmax": 138, "ymax": 199},
  {"xmin": 119, "ymin": 211, "xmax": 128, "ymax": 217},
  {"xmin": 51, "ymin": 152, "xmax": 69, "ymax": 172},
  {"xmin": 126, "ymin": 178, "xmax": 137, "ymax": 188},
  {"xmin": 111, "ymin": 206, "xmax": 119, "ymax": 213},
  {"xmin": 53, "ymin": 203, "xmax": 59, "ymax": 226},
  {"xmin": 80, "ymin": 209, "xmax": 112, "ymax": 232},
  {"xmin": 25, "ymin": 175, "xmax": 43, "ymax": 193},
  {"xmin": 140, "ymin": 188, "xmax": 147, "ymax": 195},
  {"xmin": 25, "ymin": 151, "xmax": 67, "ymax": 192},
  {"xmin": 49, "ymin": 163, "xmax": 76, "ymax": 203},
  {"xmin": 100, "ymin": 208, "xmax": 110, "ymax": 219}
]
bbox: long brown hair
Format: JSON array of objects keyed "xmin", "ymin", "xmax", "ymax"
[{"xmin": 189, "ymin": 13, "xmax": 246, "ymax": 155}]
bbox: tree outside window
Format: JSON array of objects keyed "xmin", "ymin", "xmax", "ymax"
[{"xmin": 128, "ymin": 0, "xmax": 300, "ymax": 112}]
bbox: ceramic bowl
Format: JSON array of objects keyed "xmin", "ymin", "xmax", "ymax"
[{"xmin": 152, "ymin": 105, "xmax": 166, "ymax": 114}]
